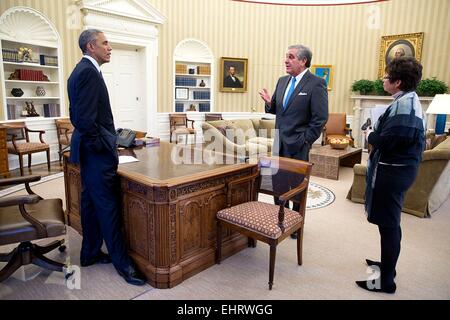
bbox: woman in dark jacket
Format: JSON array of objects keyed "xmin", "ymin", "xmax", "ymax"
[{"xmin": 356, "ymin": 57, "xmax": 426, "ymax": 294}]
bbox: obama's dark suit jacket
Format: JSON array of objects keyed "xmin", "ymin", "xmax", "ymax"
[
  {"xmin": 68, "ymin": 58, "xmax": 131, "ymax": 272},
  {"xmin": 266, "ymin": 70, "xmax": 328, "ymax": 161}
]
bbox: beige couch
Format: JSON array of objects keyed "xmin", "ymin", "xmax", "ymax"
[
  {"xmin": 347, "ymin": 136, "xmax": 450, "ymax": 218},
  {"xmin": 201, "ymin": 118, "xmax": 275, "ymax": 158}
]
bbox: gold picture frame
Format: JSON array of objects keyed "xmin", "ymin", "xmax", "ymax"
[
  {"xmin": 220, "ymin": 57, "xmax": 248, "ymax": 92},
  {"xmin": 311, "ymin": 65, "xmax": 333, "ymax": 91},
  {"xmin": 378, "ymin": 32, "xmax": 424, "ymax": 78}
]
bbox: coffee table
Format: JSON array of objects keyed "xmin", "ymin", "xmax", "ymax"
[{"xmin": 309, "ymin": 145, "xmax": 362, "ymax": 180}]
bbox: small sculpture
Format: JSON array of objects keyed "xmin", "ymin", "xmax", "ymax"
[
  {"xmin": 188, "ymin": 104, "xmax": 196, "ymax": 111},
  {"xmin": 36, "ymin": 86, "xmax": 46, "ymax": 96},
  {"xmin": 199, "ymin": 79, "xmax": 206, "ymax": 87},
  {"xmin": 18, "ymin": 47, "xmax": 33, "ymax": 62},
  {"xmin": 8, "ymin": 70, "xmax": 20, "ymax": 80},
  {"xmin": 11, "ymin": 88, "xmax": 24, "ymax": 97},
  {"xmin": 25, "ymin": 101, "xmax": 40, "ymax": 117}
]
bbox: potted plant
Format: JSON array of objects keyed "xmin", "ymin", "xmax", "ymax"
[
  {"xmin": 416, "ymin": 78, "xmax": 448, "ymax": 96},
  {"xmin": 373, "ymin": 79, "xmax": 389, "ymax": 96},
  {"xmin": 351, "ymin": 79, "xmax": 374, "ymax": 95}
]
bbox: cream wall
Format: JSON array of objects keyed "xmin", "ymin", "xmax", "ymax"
[{"xmin": 1, "ymin": 0, "xmax": 449, "ymax": 119}]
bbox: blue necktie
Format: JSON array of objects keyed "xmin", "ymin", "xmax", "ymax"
[{"xmin": 283, "ymin": 77, "xmax": 296, "ymax": 110}]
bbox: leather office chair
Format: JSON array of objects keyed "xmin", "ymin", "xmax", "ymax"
[
  {"xmin": 169, "ymin": 113, "xmax": 196, "ymax": 144},
  {"xmin": 205, "ymin": 113, "xmax": 223, "ymax": 121},
  {"xmin": 55, "ymin": 118, "xmax": 74, "ymax": 162},
  {"xmin": 322, "ymin": 112, "xmax": 354, "ymax": 146},
  {"xmin": 216, "ymin": 156, "xmax": 312, "ymax": 290},
  {"xmin": 5, "ymin": 122, "xmax": 50, "ymax": 176},
  {"xmin": 0, "ymin": 175, "xmax": 68, "ymax": 282}
]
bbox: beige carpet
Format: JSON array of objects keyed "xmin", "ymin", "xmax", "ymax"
[{"xmin": 1, "ymin": 163, "xmax": 450, "ymax": 300}]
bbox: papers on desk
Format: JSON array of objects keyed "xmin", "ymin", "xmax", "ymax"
[{"xmin": 119, "ymin": 155, "xmax": 139, "ymax": 164}]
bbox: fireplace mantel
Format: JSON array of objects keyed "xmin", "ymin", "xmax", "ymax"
[{"xmin": 350, "ymin": 95, "xmax": 434, "ymax": 148}]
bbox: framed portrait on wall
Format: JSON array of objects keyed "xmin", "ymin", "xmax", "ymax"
[
  {"xmin": 378, "ymin": 32, "xmax": 424, "ymax": 78},
  {"xmin": 311, "ymin": 65, "xmax": 333, "ymax": 91},
  {"xmin": 220, "ymin": 57, "xmax": 248, "ymax": 92}
]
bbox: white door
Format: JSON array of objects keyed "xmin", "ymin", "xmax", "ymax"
[{"xmin": 101, "ymin": 47, "xmax": 146, "ymax": 132}]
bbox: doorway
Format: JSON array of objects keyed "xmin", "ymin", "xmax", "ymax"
[{"xmin": 101, "ymin": 45, "xmax": 146, "ymax": 132}]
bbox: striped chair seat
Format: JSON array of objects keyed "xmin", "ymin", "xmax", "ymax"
[
  {"xmin": 8, "ymin": 143, "xmax": 49, "ymax": 154},
  {"xmin": 217, "ymin": 201, "xmax": 302, "ymax": 239}
]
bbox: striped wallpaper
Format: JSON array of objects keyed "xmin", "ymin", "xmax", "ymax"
[{"xmin": 1, "ymin": 0, "xmax": 449, "ymax": 119}]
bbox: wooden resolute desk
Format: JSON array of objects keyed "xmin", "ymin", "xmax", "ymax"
[{"xmin": 64, "ymin": 142, "xmax": 257, "ymax": 288}]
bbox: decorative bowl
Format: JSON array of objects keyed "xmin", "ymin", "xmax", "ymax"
[{"xmin": 330, "ymin": 141, "xmax": 349, "ymax": 149}]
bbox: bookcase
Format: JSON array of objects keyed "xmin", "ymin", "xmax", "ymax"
[
  {"xmin": 174, "ymin": 61, "xmax": 212, "ymax": 113},
  {"xmin": 1, "ymin": 39, "xmax": 63, "ymax": 120}
]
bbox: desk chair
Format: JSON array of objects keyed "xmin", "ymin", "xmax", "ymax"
[
  {"xmin": 5, "ymin": 122, "xmax": 50, "ymax": 176},
  {"xmin": 0, "ymin": 175, "xmax": 68, "ymax": 282},
  {"xmin": 216, "ymin": 156, "xmax": 312, "ymax": 290},
  {"xmin": 322, "ymin": 112, "xmax": 354, "ymax": 146},
  {"xmin": 169, "ymin": 113, "xmax": 196, "ymax": 144}
]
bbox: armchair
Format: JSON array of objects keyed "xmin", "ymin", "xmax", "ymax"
[
  {"xmin": 0, "ymin": 175, "xmax": 68, "ymax": 282},
  {"xmin": 169, "ymin": 113, "xmax": 196, "ymax": 144},
  {"xmin": 55, "ymin": 118, "xmax": 74, "ymax": 162},
  {"xmin": 322, "ymin": 113, "xmax": 354, "ymax": 146},
  {"xmin": 216, "ymin": 156, "xmax": 312, "ymax": 289},
  {"xmin": 5, "ymin": 122, "xmax": 50, "ymax": 176}
]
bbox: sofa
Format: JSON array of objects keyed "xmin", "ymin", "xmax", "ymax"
[
  {"xmin": 347, "ymin": 135, "xmax": 450, "ymax": 218},
  {"xmin": 201, "ymin": 118, "xmax": 275, "ymax": 158}
]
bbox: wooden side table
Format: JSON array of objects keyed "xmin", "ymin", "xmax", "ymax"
[
  {"xmin": 310, "ymin": 145, "xmax": 362, "ymax": 180},
  {"xmin": 0, "ymin": 127, "xmax": 9, "ymax": 177}
]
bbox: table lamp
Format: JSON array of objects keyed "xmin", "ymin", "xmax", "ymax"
[{"xmin": 425, "ymin": 94, "xmax": 450, "ymax": 134}]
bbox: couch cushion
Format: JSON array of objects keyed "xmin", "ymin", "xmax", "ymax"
[
  {"xmin": 231, "ymin": 119, "xmax": 257, "ymax": 137},
  {"xmin": 259, "ymin": 119, "xmax": 275, "ymax": 138}
]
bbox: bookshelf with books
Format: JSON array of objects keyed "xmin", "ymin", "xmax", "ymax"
[
  {"xmin": 174, "ymin": 61, "xmax": 212, "ymax": 113},
  {"xmin": 1, "ymin": 39, "xmax": 64, "ymax": 120}
]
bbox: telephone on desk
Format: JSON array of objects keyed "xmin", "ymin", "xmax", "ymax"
[{"xmin": 116, "ymin": 128, "xmax": 136, "ymax": 148}]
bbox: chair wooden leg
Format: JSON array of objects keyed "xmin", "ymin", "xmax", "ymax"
[
  {"xmin": 46, "ymin": 149, "xmax": 51, "ymax": 171},
  {"xmin": 269, "ymin": 245, "xmax": 276, "ymax": 290},
  {"xmin": 18, "ymin": 155, "xmax": 24, "ymax": 176},
  {"xmin": 0, "ymin": 248, "xmax": 21, "ymax": 282},
  {"xmin": 216, "ymin": 220, "xmax": 222, "ymax": 264},
  {"xmin": 297, "ymin": 227, "xmax": 303, "ymax": 266},
  {"xmin": 28, "ymin": 154, "xmax": 32, "ymax": 168},
  {"xmin": 58, "ymin": 144, "xmax": 62, "ymax": 162}
]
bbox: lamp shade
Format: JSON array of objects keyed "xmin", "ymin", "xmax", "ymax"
[{"xmin": 426, "ymin": 94, "xmax": 450, "ymax": 114}]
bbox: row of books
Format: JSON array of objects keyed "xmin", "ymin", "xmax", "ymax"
[
  {"xmin": 175, "ymin": 76, "xmax": 197, "ymax": 87},
  {"xmin": 15, "ymin": 69, "xmax": 45, "ymax": 81},
  {"xmin": 6, "ymin": 104, "xmax": 21, "ymax": 119},
  {"xmin": 2, "ymin": 49, "xmax": 20, "ymax": 62},
  {"xmin": 43, "ymin": 104, "xmax": 61, "ymax": 117},
  {"xmin": 198, "ymin": 103, "xmax": 211, "ymax": 112},
  {"xmin": 39, "ymin": 54, "xmax": 58, "ymax": 66},
  {"xmin": 193, "ymin": 91, "xmax": 210, "ymax": 100}
]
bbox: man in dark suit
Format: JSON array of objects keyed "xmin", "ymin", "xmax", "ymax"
[
  {"xmin": 259, "ymin": 44, "xmax": 328, "ymax": 238},
  {"xmin": 223, "ymin": 66, "xmax": 243, "ymax": 88},
  {"xmin": 68, "ymin": 29, "xmax": 145, "ymax": 285}
]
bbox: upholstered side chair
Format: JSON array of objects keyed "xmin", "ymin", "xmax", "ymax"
[
  {"xmin": 216, "ymin": 156, "xmax": 312, "ymax": 290},
  {"xmin": 55, "ymin": 118, "xmax": 74, "ymax": 162},
  {"xmin": 5, "ymin": 122, "xmax": 50, "ymax": 176},
  {"xmin": 322, "ymin": 112, "xmax": 354, "ymax": 146},
  {"xmin": 169, "ymin": 113, "xmax": 196, "ymax": 144}
]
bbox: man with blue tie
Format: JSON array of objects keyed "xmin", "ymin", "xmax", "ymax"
[
  {"xmin": 68, "ymin": 29, "xmax": 146, "ymax": 285},
  {"xmin": 259, "ymin": 44, "xmax": 328, "ymax": 238}
]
